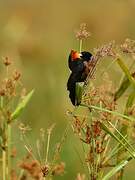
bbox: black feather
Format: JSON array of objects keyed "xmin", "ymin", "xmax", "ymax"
[
  {"xmin": 67, "ymin": 51, "xmax": 93, "ymax": 106},
  {"xmin": 67, "ymin": 72, "xmax": 83, "ymax": 105}
]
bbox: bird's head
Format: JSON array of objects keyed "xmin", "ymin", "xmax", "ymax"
[
  {"xmin": 81, "ymin": 51, "xmax": 93, "ymax": 62},
  {"xmin": 70, "ymin": 50, "xmax": 82, "ymax": 61}
]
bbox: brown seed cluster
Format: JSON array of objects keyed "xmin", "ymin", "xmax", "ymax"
[
  {"xmin": 120, "ymin": 38, "xmax": 135, "ymax": 54},
  {"xmin": 72, "ymin": 115, "xmax": 86, "ymax": 135},
  {"xmin": 0, "ymin": 71, "xmax": 21, "ymax": 98},
  {"xmin": 94, "ymin": 41, "xmax": 117, "ymax": 59},
  {"xmin": 0, "ymin": 56, "xmax": 21, "ymax": 99},
  {"xmin": 0, "ymin": 63, "xmax": 22, "ymax": 125},
  {"xmin": 18, "ymin": 124, "xmax": 65, "ymax": 179},
  {"xmin": 19, "ymin": 159, "xmax": 65, "ymax": 179},
  {"xmin": 20, "ymin": 160, "xmax": 42, "ymax": 180},
  {"xmin": 41, "ymin": 165, "xmax": 49, "ymax": 177},
  {"xmin": 76, "ymin": 173, "xmax": 86, "ymax": 180},
  {"xmin": 13, "ymin": 70, "xmax": 21, "ymax": 81},
  {"xmin": 83, "ymin": 73, "xmax": 116, "ymax": 112},
  {"xmin": 75, "ymin": 23, "xmax": 91, "ymax": 40},
  {"xmin": 3, "ymin": 56, "xmax": 12, "ymax": 66},
  {"xmin": 52, "ymin": 162, "xmax": 65, "ymax": 176},
  {"xmin": 0, "ymin": 79, "xmax": 15, "ymax": 97},
  {"xmin": 84, "ymin": 42, "xmax": 117, "ymax": 87}
]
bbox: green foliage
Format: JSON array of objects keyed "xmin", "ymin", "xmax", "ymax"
[
  {"xmin": 75, "ymin": 82, "xmax": 84, "ymax": 105},
  {"xmin": 11, "ymin": 89, "xmax": 34, "ymax": 121},
  {"xmin": 114, "ymin": 76, "xmax": 130, "ymax": 101},
  {"xmin": 102, "ymin": 154, "xmax": 133, "ymax": 180},
  {"xmin": 68, "ymin": 41, "xmax": 135, "ymax": 180},
  {"xmin": 101, "ymin": 121, "xmax": 135, "ymax": 158},
  {"xmin": 80, "ymin": 104, "xmax": 134, "ymax": 122},
  {"xmin": 116, "ymin": 58, "xmax": 135, "ymax": 87}
]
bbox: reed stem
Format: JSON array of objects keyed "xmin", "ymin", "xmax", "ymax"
[
  {"xmin": 79, "ymin": 39, "xmax": 83, "ymax": 52},
  {"xmin": 7, "ymin": 124, "xmax": 11, "ymax": 180},
  {"xmin": 2, "ymin": 149, "xmax": 6, "ymax": 180}
]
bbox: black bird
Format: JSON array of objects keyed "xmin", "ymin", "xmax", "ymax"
[
  {"xmin": 67, "ymin": 50, "xmax": 92, "ymax": 105},
  {"xmin": 68, "ymin": 50, "xmax": 92, "ymax": 73}
]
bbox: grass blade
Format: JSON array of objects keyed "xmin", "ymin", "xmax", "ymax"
[
  {"xmin": 101, "ymin": 122, "xmax": 135, "ymax": 158},
  {"xmin": 116, "ymin": 58, "xmax": 135, "ymax": 88},
  {"xmin": 80, "ymin": 104, "xmax": 135, "ymax": 122},
  {"xmin": 11, "ymin": 89, "xmax": 34, "ymax": 121},
  {"xmin": 114, "ymin": 71, "xmax": 135, "ymax": 101},
  {"xmin": 125, "ymin": 90, "xmax": 135, "ymax": 114},
  {"xmin": 103, "ymin": 140, "xmax": 127, "ymax": 164},
  {"xmin": 102, "ymin": 155, "xmax": 133, "ymax": 180},
  {"xmin": 108, "ymin": 121, "xmax": 135, "ymax": 153},
  {"xmin": 114, "ymin": 76, "xmax": 130, "ymax": 101}
]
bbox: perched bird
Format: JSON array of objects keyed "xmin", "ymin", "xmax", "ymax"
[
  {"xmin": 68, "ymin": 50, "xmax": 92, "ymax": 73},
  {"xmin": 67, "ymin": 50, "xmax": 93, "ymax": 105}
]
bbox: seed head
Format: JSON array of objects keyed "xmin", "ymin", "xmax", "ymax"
[
  {"xmin": 0, "ymin": 88, "xmax": 5, "ymax": 96},
  {"xmin": 75, "ymin": 23, "xmax": 91, "ymax": 40},
  {"xmin": 76, "ymin": 173, "xmax": 86, "ymax": 180},
  {"xmin": 94, "ymin": 41, "xmax": 117, "ymax": 60},
  {"xmin": 41, "ymin": 164, "xmax": 49, "ymax": 177},
  {"xmin": 19, "ymin": 123, "xmax": 31, "ymax": 135},
  {"xmin": 47, "ymin": 124, "xmax": 55, "ymax": 135},
  {"xmin": 52, "ymin": 162, "xmax": 65, "ymax": 176},
  {"xmin": 13, "ymin": 70, "xmax": 21, "ymax": 81},
  {"xmin": 3, "ymin": 56, "xmax": 12, "ymax": 66},
  {"xmin": 20, "ymin": 160, "xmax": 42, "ymax": 179},
  {"xmin": 120, "ymin": 38, "xmax": 135, "ymax": 54}
]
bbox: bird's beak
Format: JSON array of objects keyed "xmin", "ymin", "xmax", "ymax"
[
  {"xmin": 75, "ymin": 52, "xmax": 81, "ymax": 59},
  {"xmin": 79, "ymin": 53, "xmax": 82, "ymax": 58}
]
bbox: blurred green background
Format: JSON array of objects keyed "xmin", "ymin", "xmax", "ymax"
[{"xmin": 0, "ymin": 0, "xmax": 135, "ymax": 179}]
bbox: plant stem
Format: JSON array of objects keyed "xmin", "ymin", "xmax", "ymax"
[
  {"xmin": 18, "ymin": 169, "xmax": 24, "ymax": 180},
  {"xmin": 44, "ymin": 134, "xmax": 51, "ymax": 180},
  {"xmin": 45, "ymin": 131, "xmax": 51, "ymax": 164},
  {"xmin": 2, "ymin": 149, "xmax": 6, "ymax": 180},
  {"xmin": 7, "ymin": 124, "xmax": 11, "ymax": 180},
  {"xmin": 79, "ymin": 39, "xmax": 83, "ymax": 52},
  {"xmin": 1, "ymin": 97, "xmax": 7, "ymax": 180},
  {"xmin": 1, "ymin": 97, "xmax": 3, "ymax": 108}
]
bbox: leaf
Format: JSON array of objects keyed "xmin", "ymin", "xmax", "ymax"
[
  {"xmin": 101, "ymin": 122, "xmax": 135, "ymax": 158},
  {"xmin": 118, "ymin": 90, "xmax": 135, "ymax": 145},
  {"xmin": 116, "ymin": 88, "xmax": 135, "ymax": 175},
  {"xmin": 114, "ymin": 72, "xmax": 135, "ymax": 101},
  {"xmin": 75, "ymin": 82, "xmax": 84, "ymax": 105},
  {"xmin": 108, "ymin": 121, "xmax": 135, "ymax": 153},
  {"xmin": 116, "ymin": 58, "xmax": 135, "ymax": 88},
  {"xmin": 102, "ymin": 138, "xmax": 127, "ymax": 164},
  {"xmin": 80, "ymin": 104, "xmax": 135, "ymax": 122},
  {"xmin": 11, "ymin": 89, "xmax": 34, "ymax": 121},
  {"xmin": 125, "ymin": 90, "xmax": 135, "ymax": 114},
  {"xmin": 120, "ymin": 90, "xmax": 135, "ymax": 138},
  {"xmin": 114, "ymin": 76, "xmax": 130, "ymax": 101},
  {"xmin": 120, "ymin": 89, "xmax": 135, "ymax": 146},
  {"xmin": 102, "ymin": 155, "xmax": 133, "ymax": 180}
]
